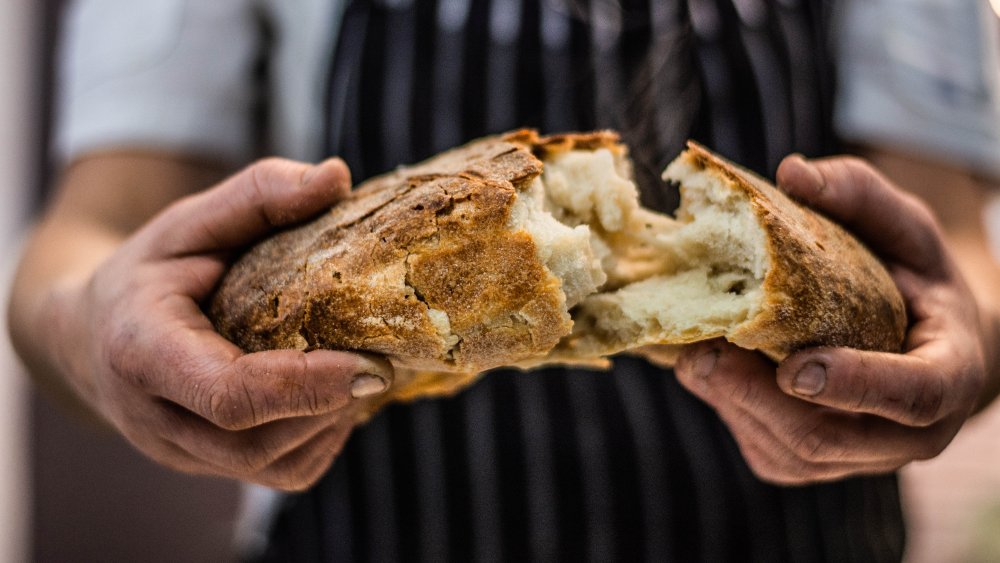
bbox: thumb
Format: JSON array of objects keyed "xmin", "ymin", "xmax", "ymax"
[
  {"xmin": 776, "ymin": 154, "xmax": 945, "ymax": 273},
  {"xmin": 138, "ymin": 157, "xmax": 351, "ymax": 259}
]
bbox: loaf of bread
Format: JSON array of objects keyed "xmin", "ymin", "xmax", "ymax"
[{"xmin": 209, "ymin": 130, "xmax": 906, "ymax": 415}]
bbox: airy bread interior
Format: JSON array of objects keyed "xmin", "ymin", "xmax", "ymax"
[{"xmin": 509, "ymin": 147, "xmax": 770, "ymax": 357}]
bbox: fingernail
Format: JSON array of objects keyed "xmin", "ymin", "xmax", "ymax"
[
  {"xmin": 351, "ymin": 374, "xmax": 388, "ymax": 398},
  {"xmin": 793, "ymin": 362, "xmax": 826, "ymax": 396},
  {"xmin": 692, "ymin": 348, "xmax": 719, "ymax": 379}
]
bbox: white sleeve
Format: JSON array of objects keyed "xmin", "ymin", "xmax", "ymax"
[
  {"xmin": 833, "ymin": 0, "xmax": 1000, "ymax": 177},
  {"xmin": 55, "ymin": 0, "xmax": 261, "ymax": 165}
]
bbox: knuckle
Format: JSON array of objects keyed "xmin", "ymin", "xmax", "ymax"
[
  {"xmin": 774, "ymin": 454, "xmax": 828, "ymax": 485},
  {"xmin": 733, "ymin": 431, "xmax": 811, "ymax": 486},
  {"xmin": 246, "ymin": 157, "xmax": 295, "ymax": 199},
  {"xmin": 104, "ymin": 323, "xmax": 137, "ymax": 380},
  {"xmin": 279, "ymin": 472, "xmax": 320, "ymax": 492},
  {"xmin": 264, "ymin": 460, "xmax": 322, "ymax": 492},
  {"xmin": 279, "ymin": 361, "xmax": 322, "ymax": 416},
  {"xmin": 849, "ymin": 384, "xmax": 876, "ymax": 413},
  {"xmin": 843, "ymin": 359, "xmax": 879, "ymax": 413},
  {"xmin": 144, "ymin": 444, "xmax": 198, "ymax": 475},
  {"xmin": 255, "ymin": 156, "xmax": 287, "ymax": 169},
  {"xmin": 299, "ymin": 386, "xmax": 323, "ymax": 416},
  {"xmin": 905, "ymin": 376, "xmax": 946, "ymax": 427},
  {"xmin": 271, "ymin": 428, "xmax": 347, "ymax": 491},
  {"xmin": 300, "ymin": 442, "xmax": 342, "ymax": 486},
  {"xmin": 247, "ymin": 161, "xmax": 274, "ymax": 203},
  {"xmin": 245, "ymin": 158, "xmax": 293, "ymax": 207},
  {"xmin": 247, "ymin": 157, "xmax": 287, "ymax": 184},
  {"xmin": 104, "ymin": 320, "xmax": 153, "ymax": 390},
  {"xmin": 742, "ymin": 458, "xmax": 778, "ymax": 484},
  {"xmin": 839, "ymin": 155, "xmax": 872, "ymax": 176},
  {"xmin": 736, "ymin": 443, "xmax": 773, "ymax": 479},
  {"xmin": 280, "ymin": 381, "xmax": 323, "ymax": 418},
  {"xmin": 240, "ymin": 440, "xmax": 282, "ymax": 474},
  {"xmin": 788, "ymin": 418, "xmax": 832, "ymax": 462},
  {"xmin": 834, "ymin": 157, "xmax": 874, "ymax": 186},
  {"xmin": 745, "ymin": 454, "xmax": 811, "ymax": 486},
  {"xmin": 296, "ymin": 458, "xmax": 334, "ymax": 491},
  {"xmin": 728, "ymin": 377, "xmax": 758, "ymax": 407},
  {"xmin": 243, "ymin": 354, "xmax": 333, "ymax": 419},
  {"xmin": 204, "ymin": 382, "xmax": 254, "ymax": 430},
  {"xmin": 792, "ymin": 431, "xmax": 825, "ymax": 462}
]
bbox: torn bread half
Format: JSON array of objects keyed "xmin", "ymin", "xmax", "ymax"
[
  {"xmin": 209, "ymin": 130, "xmax": 907, "ymax": 415},
  {"xmin": 538, "ymin": 139, "xmax": 908, "ymax": 366}
]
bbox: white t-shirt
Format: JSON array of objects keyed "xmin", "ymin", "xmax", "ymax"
[
  {"xmin": 57, "ymin": 0, "xmax": 1000, "ymax": 175},
  {"xmin": 57, "ymin": 0, "xmax": 343, "ymax": 165},
  {"xmin": 834, "ymin": 0, "xmax": 1000, "ymax": 177}
]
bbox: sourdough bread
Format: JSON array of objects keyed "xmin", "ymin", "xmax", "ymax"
[{"xmin": 209, "ymin": 131, "xmax": 907, "ymax": 416}]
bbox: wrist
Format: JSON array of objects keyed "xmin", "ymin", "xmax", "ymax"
[
  {"xmin": 18, "ymin": 273, "xmax": 107, "ymax": 423},
  {"xmin": 49, "ymin": 277, "xmax": 100, "ymax": 401}
]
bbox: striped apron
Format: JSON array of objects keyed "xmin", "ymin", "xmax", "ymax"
[{"xmin": 260, "ymin": 0, "xmax": 907, "ymax": 561}]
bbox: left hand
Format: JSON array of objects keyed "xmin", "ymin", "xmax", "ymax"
[{"xmin": 675, "ymin": 154, "xmax": 995, "ymax": 485}]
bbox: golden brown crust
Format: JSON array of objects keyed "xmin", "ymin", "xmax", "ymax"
[
  {"xmin": 210, "ymin": 131, "xmax": 620, "ymax": 377},
  {"xmin": 682, "ymin": 141, "xmax": 907, "ymax": 358},
  {"xmin": 210, "ymin": 131, "xmax": 907, "ymax": 421},
  {"xmin": 505, "ymin": 129, "xmax": 625, "ymax": 159}
]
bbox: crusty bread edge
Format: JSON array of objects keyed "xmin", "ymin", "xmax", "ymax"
[{"xmin": 680, "ymin": 141, "xmax": 907, "ymax": 359}]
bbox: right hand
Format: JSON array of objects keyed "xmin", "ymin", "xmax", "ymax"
[{"xmin": 49, "ymin": 157, "xmax": 393, "ymax": 490}]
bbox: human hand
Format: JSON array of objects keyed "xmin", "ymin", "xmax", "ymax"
[
  {"xmin": 675, "ymin": 154, "xmax": 993, "ymax": 485},
  {"xmin": 50, "ymin": 157, "xmax": 393, "ymax": 490}
]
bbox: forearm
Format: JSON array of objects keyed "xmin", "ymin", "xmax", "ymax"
[
  {"xmin": 8, "ymin": 218, "xmax": 120, "ymax": 412},
  {"xmin": 7, "ymin": 151, "xmax": 230, "ymax": 415}
]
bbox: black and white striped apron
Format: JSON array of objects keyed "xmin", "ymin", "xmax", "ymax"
[{"xmin": 260, "ymin": 0, "xmax": 907, "ymax": 561}]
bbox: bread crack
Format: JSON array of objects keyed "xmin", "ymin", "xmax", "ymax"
[
  {"xmin": 208, "ymin": 131, "xmax": 906, "ymax": 422},
  {"xmin": 334, "ymin": 185, "xmax": 414, "ymax": 232},
  {"xmin": 403, "ymin": 250, "xmax": 462, "ymax": 361},
  {"xmin": 512, "ymin": 146, "xmax": 770, "ymax": 362},
  {"xmin": 296, "ymin": 291, "xmax": 317, "ymax": 350}
]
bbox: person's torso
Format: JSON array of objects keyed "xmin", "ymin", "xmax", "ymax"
[{"xmin": 259, "ymin": 1, "xmax": 906, "ymax": 561}]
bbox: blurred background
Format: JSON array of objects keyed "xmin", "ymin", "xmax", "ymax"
[
  {"xmin": 1, "ymin": 1, "xmax": 998, "ymax": 562},
  {"xmin": 1, "ymin": 1, "xmax": 241, "ymax": 562}
]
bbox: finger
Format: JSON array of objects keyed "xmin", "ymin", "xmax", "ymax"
[
  {"xmin": 140, "ymin": 255, "xmax": 230, "ymax": 303},
  {"xmin": 148, "ymin": 437, "xmax": 225, "ymax": 476},
  {"xmin": 105, "ymin": 282, "xmax": 395, "ymax": 430},
  {"xmin": 675, "ymin": 339, "xmax": 777, "ymax": 415},
  {"xmin": 187, "ymin": 348, "xmax": 392, "ymax": 430},
  {"xmin": 149, "ymin": 417, "xmax": 353, "ymax": 490},
  {"xmin": 677, "ymin": 340, "xmax": 944, "ymax": 464},
  {"xmin": 732, "ymin": 424, "xmax": 903, "ymax": 486},
  {"xmin": 138, "ymin": 157, "xmax": 351, "ymax": 259},
  {"xmin": 110, "ymin": 318, "xmax": 394, "ymax": 430},
  {"xmin": 776, "ymin": 345, "xmax": 974, "ymax": 427},
  {"xmin": 251, "ymin": 422, "xmax": 354, "ymax": 491},
  {"xmin": 154, "ymin": 399, "xmax": 354, "ymax": 476},
  {"xmin": 776, "ymin": 154, "xmax": 947, "ymax": 274}
]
